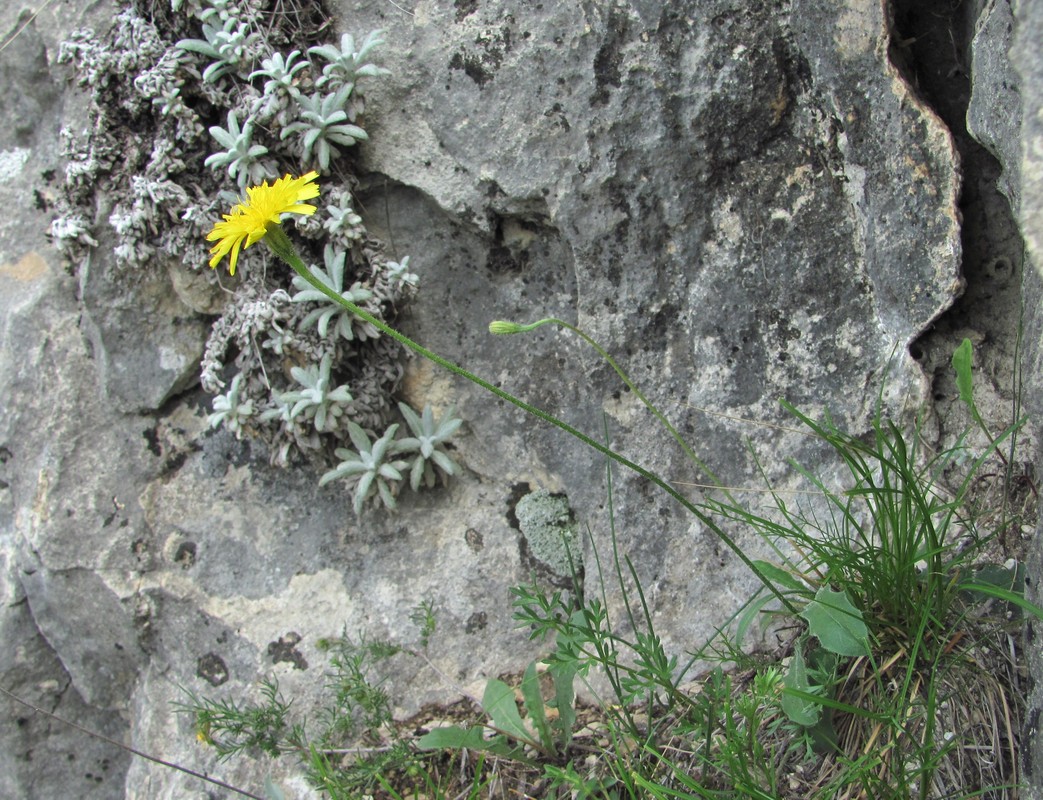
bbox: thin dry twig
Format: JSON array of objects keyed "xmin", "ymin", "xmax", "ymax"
[{"xmin": 0, "ymin": 684, "xmax": 264, "ymax": 799}]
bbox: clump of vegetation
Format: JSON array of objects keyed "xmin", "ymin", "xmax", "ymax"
[
  {"xmin": 177, "ymin": 328, "xmax": 1034, "ymax": 798},
  {"xmin": 53, "ymin": 0, "xmax": 461, "ymax": 509}
]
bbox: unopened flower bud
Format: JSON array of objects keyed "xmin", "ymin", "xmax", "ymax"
[{"xmin": 489, "ymin": 320, "xmax": 525, "ymax": 335}]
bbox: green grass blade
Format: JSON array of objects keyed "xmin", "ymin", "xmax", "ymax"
[{"xmin": 960, "ymin": 583, "xmax": 1043, "ymax": 620}]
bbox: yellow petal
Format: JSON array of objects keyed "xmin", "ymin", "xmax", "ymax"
[{"xmin": 204, "ymin": 172, "xmax": 321, "ymax": 274}]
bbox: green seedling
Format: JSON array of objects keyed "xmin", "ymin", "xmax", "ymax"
[{"xmin": 418, "ymin": 658, "xmax": 577, "ymax": 762}]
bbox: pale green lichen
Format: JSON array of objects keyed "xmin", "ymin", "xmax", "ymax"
[{"xmin": 516, "ymin": 490, "xmax": 580, "ymax": 576}]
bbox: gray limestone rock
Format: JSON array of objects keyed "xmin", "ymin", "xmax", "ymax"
[
  {"xmin": 968, "ymin": 0, "xmax": 1022, "ymax": 212},
  {"xmin": 0, "ymin": 550, "xmax": 130, "ymax": 800},
  {"xmin": 0, "ymin": 4, "xmax": 134, "ymax": 797},
  {"xmin": 78, "ymin": 237, "xmax": 212, "ymax": 414},
  {"xmin": 1013, "ymin": 0, "xmax": 1043, "ymax": 796},
  {"xmin": 2, "ymin": 0, "xmax": 1037, "ymax": 797}
]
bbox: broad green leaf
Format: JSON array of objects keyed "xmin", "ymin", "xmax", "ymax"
[
  {"xmin": 735, "ymin": 592, "xmax": 780, "ymax": 645},
  {"xmin": 752, "ymin": 560, "xmax": 806, "ymax": 593},
  {"xmin": 963, "ymin": 563, "xmax": 1019, "ymax": 593},
  {"xmin": 735, "ymin": 561, "xmax": 809, "ymax": 647},
  {"xmin": 483, "ymin": 678, "xmax": 534, "ymax": 744},
  {"xmin": 781, "ymin": 643, "xmax": 821, "ymax": 726},
  {"xmin": 952, "ymin": 338, "xmax": 976, "ymax": 412},
  {"xmin": 799, "ymin": 586, "xmax": 869, "ymax": 657},
  {"xmin": 785, "ymin": 686, "xmax": 889, "ymax": 721},
  {"xmin": 417, "ymin": 724, "xmax": 487, "ymax": 751},
  {"xmin": 806, "ymin": 648, "xmax": 839, "ymax": 685},
  {"xmin": 805, "ymin": 711, "xmax": 840, "ymax": 754},
  {"xmin": 416, "ymin": 725, "xmax": 522, "ymax": 759},
  {"xmin": 549, "ymin": 661, "xmax": 577, "ymax": 749},
  {"xmin": 520, "ymin": 662, "xmax": 553, "ymax": 752}
]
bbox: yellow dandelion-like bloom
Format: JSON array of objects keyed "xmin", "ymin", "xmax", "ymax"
[{"xmin": 206, "ymin": 171, "xmax": 320, "ymax": 275}]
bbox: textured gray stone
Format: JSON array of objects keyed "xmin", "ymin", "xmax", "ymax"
[
  {"xmin": 2, "ymin": 0, "xmax": 1033, "ymax": 797},
  {"xmin": 345, "ymin": 0, "xmax": 961, "ymax": 669},
  {"xmin": 969, "ymin": 0, "xmax": 1022, "ymax": 212},
  {"xmin": 78, "ymin": 237, "xmax": 212, "ymax": 414},
  {"xmin": 0, "ymin": 550, "xmax": 131, "ymax": 800},
  {"xmin": 0, "ymin": 3, "xmax": 137, "ymax": 797},
  {"xmin": 1013, "ymin": 0, "xmax": 1043, "ymax": 795}
]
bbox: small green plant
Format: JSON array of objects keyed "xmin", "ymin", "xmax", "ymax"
[
  {"xmin": 953, "ymin": 336, "xmax": 1010, "ymax": 458},
  {"xmin": 282, "ymin": 85, "xmax": 370, "ymax": 171},
  {"xmin": 279, "ymin": 353, "xmax": 354, "ymax": 433},
  {"xmin": 410, "ymin": 600, "xmax": 437, "ymax": 649},
  {"xmin": 543, "ymin": 761, "xmax": 621, "ymax": 799},
  {"xmin": 308, "ymin": 29, "xmax": 391, "ymax": 93},
  {"xmin": 178, "ymin": 631, "xmax": 431, "ymax": 798},
  {"xmin": 322, "ymin": 188, "xmax": 365, "ymax": 241},
  {"xmin": 320, "ymin": 421, "xmax": 407, "ymax": 513},
  {"xmin": 180, "ymin": 679, "xmax": 299, "ymax": 760},
  {"xmin": 682, "ymin": 341, "xmax": 1032, "ymax": 796},
  {"xmin": 706, "ymin": 666, "xmax": 791, "ymax": 796},
  {"xmin": 249, "ymin": 49, "xmax": 308, "ymax": 100},
  {"xmin": 385, "ymin": 256, "xmax": 419, "ymax": 289},
  {"xmin": 313, "ymin": 634, "xmax": 401, "ymax": 742},
  {"xmin": 776, "ymin": 584, "xmax": 867, "ymax": 746},
  {"xmin": 318, "ymin": 403, "xmax": 464, "ymax": 513},
  {"xmin": 176, "ymin": 16, "xmax": 258, "ymax": 83},
  {"xmin": 291, "ymin": 245, "xmax": 375, "ymax": 341},
  {"xmin": 205, "ymin": 109, "xmax": 271, "ymax": 187},
  {"xmin": 395, "ymin": 402, "xmax": 462, "ymax": 490},
  {"xmin": 207, "ymin": 372, "xmax": 256, "ymax": 437},
  {"xmin": 418, "ymin": 656, "xmax": 578, "ymax": 763}
]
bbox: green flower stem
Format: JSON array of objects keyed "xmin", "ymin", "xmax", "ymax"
[
  {"xmin": 492, "ymin": 317, "xmax": 758, "ymax": 565},
  {"xmin": 264, "ymin": 224, "xmax": 794, "ymax": 613},
  {"xmin": 490, "ymin": 317, "xmax": 724, "ymax": 489}
]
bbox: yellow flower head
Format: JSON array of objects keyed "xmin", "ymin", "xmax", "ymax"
[{"xmin": 206, "ymin": 171, "xmax": 320, "ymax": 275}]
